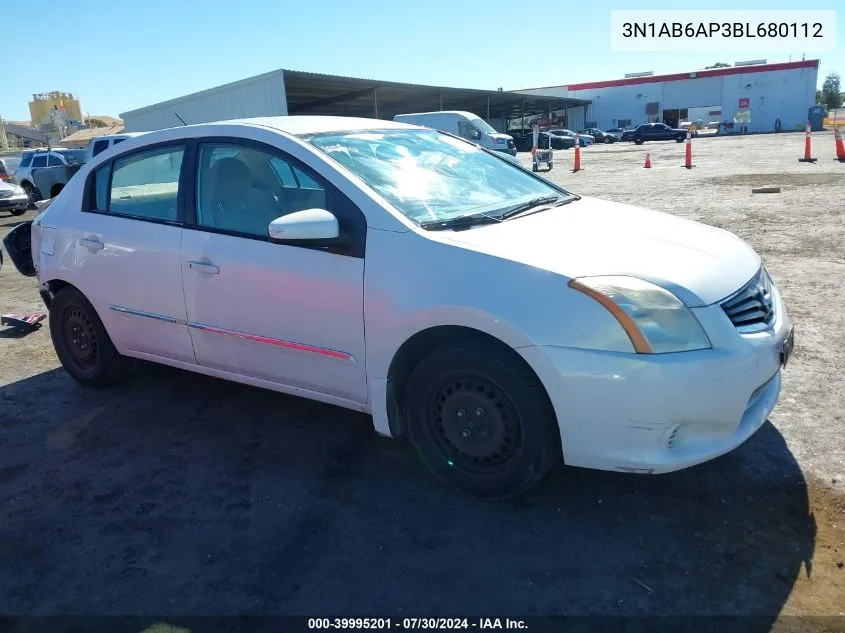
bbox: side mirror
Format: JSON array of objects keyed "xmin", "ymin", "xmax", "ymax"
[{"xmin": 268, "ymin": 208, "xmax": 339, "ymax": 244}]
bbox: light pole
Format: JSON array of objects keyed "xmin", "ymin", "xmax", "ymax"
[{"xmin": 0, "ymin": 113, "xmax": 9, "ymax": 151}]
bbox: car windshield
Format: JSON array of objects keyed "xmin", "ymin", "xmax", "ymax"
[
  {"xmin": 57, "ymin": 150, "xmax": 86, "ymax": 165},
  {"xmin": 469, "ymin": 117, "xmax": 497, "ymax": 135},
  {"xmin": 308, "ymin": 129, "xmax": 571, "ymax": 224}
]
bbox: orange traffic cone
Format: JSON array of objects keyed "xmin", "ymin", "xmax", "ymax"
[
  {"xmin": 644, "ymin": 153, "xmax": 652, "ymax": 168},
  {"xmin": 683, "ymin": 131, "xmax": 693, "ymax": 169},
  {"xmin": 798, "ymin": 120, "xmax": 817, "ymax": 163},
  {"xmin": 834, "ymin": 125, "xmax": 845, "ymax": 162},
  {"xmin": 572, "ymin": 136, "xmax": 581, "ymax": 172}
]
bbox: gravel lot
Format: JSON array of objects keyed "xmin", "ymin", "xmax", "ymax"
[{"xmin": 1, "ymin": 130, "xmax": 843, "ymax": 630}]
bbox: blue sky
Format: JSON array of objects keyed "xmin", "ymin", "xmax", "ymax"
[{"xmin": 2, "ymin": 0, "xmax": 841, "ymax": 121}]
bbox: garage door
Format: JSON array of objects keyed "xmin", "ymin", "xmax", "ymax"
[{"xmin": 663, "ymin": 77, "xmax": 722, "ymax": 109}]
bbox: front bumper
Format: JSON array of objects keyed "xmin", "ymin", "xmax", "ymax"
[
  {"xmin": 0, "ymin": 195, "xmax": 28, "ymax": 211},
  {"xmin": 519, "ymin": 284, "xmax": 792, "ymax": 474}
]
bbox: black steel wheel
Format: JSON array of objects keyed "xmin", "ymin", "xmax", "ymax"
[
  {"xmin": 49, "ymin": 287, "xmax": 128, "ymax": 387},
  {"xmin": 427, "ymin": 370, "xmax": 525, "ymax": 476},
  {"xmin": 61, "ymin": 304, "xmax": 100, "ymax": 377},
  {"xmin": 404, "ymin": 341, "xmax": 560, "ymax": 499}
]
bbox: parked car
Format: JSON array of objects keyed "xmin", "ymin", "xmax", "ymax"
[
  {"xmin": 0, "ymin": 154, "xmax": 22, "ymax": 183},
  {"xmin": 542, "ymin": 130, "xmax": 575, "ymax": 150},
  {"xmin": 86, "ymin": 133, "xmax": 145, "ymax": 162},
  {"xmin": 579, "ymin": 128, "xmax": 619, "ymax": 144},
  {"xmin": 619, "ymin": 128, "xmax": 638, "ymax": 142},
  {"xmin": 15, "ymin": 148, "xmax": 87, "ymax": 202},
  {"xmin": 631, "ymin": 123, "xmax": 688, "ymax": 144},
  {"xmin": 0, "ymin": 179, "xmax": 29, "ymax": 215},
  {"xmin": 550, "ymin": 129, "xmax": 593, "ymax": 147},
  {"xmin": 509, "ymin": 130, "xmax": 561, "ymax": 151},
  {"xmin": 3, "ymin": 116, "xmax": 793, "ymax": 499}
]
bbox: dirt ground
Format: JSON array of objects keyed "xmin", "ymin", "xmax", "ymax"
[{"xmin": 1, "ymin": 130, "xmax": 844, "ymax": 630}]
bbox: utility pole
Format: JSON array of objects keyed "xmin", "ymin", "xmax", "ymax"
[{"xmin": 0, "ymin": 113, "xmax": 9, "ymax": 151}]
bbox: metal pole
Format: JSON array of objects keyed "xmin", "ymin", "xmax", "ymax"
[
  {"xmin": 439, "ymin": 93, "xmax": 443, "ymax": 111},
  {"xmin": 487, "ymin": 96, "xmax": 490, "ymax": 121},
  {"xmin": 0, "ymin": 113, "xmax": 8, "ymax": 151},
  {"xmin": 521, "ymin": 98, "xmax": 525, "ymax": 130},
  {"xmin": 373, "ymin": 87, "xmax": 379, "ymax": 119}
]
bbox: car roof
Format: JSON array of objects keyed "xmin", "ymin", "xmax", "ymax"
[{"xmin": 205, "ymin": 115, "xmax": 414, "ymax": 136}]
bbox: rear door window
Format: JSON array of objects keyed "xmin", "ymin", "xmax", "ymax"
[
  {"xmin": 48, "ymin": 154, "xmax": 65, "ymax": 166},
  {"xmin": 106, "ymin": 145, "xmax": 185, "ymax": 222}
]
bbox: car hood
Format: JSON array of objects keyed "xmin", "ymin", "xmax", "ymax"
[
  {"xmin": 0, "ymin": 180, "xmax": 23, "ymax": 193},
  {"xmin": 432, "ymin": 196, "xmax": 760, "ymax": 307}
]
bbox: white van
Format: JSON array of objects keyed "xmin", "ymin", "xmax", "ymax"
[
  {"xmin": 393, "ymin": 111, "xmax": 517, "ymax": 161},
  {"xmin": 86, "ymin": 133, "xmax": 146, "ymax": 162}
]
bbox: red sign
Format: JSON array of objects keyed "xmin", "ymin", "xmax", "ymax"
[{"xmin": 738, "ymin": 97, "xmax": 750, "ymax": 109}]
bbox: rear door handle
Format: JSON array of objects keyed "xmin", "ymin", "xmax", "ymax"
[
  {"xmin": 78, "ymin": 237, "xmax": 104, "ymax": 251},
  {"xmin": 186, "ymin": 260, "xmax": 220, "ymax": 275}
]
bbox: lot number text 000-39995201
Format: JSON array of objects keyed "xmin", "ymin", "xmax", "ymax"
[{"xmin": 307, "ymin": 618, "xmax": 528, "ymax": 630}]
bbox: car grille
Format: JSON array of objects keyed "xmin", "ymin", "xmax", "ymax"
[{"xmin": 721, "ymin": 268, "xmax": 775, "ymax": 333}]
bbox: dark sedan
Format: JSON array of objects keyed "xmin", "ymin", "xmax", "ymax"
[
  {"xmin": 579, "ymin": 128, "xmax": 619, "ymax": 144},
  {"xmin": 631, "ymin": 123, "xmax": 687, "ymax": 144}
]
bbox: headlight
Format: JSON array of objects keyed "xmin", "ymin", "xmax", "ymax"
[{"xmin": 569, "ymin": 276, "xmax": 711, "ymax": 354}]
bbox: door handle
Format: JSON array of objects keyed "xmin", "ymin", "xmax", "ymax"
[
  {"xmin": 186, "ymin": 260, "xmax": 220, "ymax": 275},
  {"xmin": 78, "ymin": 237, "xmax": 104, "ymax": 251}
]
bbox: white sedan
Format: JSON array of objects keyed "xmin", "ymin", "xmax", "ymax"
[{"xmin": 3, "ymin": 116, "xmax": 793, "ymax": 499}]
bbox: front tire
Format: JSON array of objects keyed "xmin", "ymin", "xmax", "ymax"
[
  {"xmin": 10, "ymin": 208, "xmax": 27, "ymax": 216},
  {"xmin": 49, "ymin": 287, "xmax": 128, "ymax": 387},
  {"xmin": 404, "ymin": 342, "xmax": 560, "ymax": 499},
  {"xmin": 22, "ymin": 182, "xmax": 41, "ymax": 205}
]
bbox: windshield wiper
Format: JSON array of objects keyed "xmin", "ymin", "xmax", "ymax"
[
  {"xmin": 420, "ymin": 211, "xmax": 503, "ymax": 231},
  {"xmin": 499, "ymin": 196, "xmax": 571, "ymax": 220}
]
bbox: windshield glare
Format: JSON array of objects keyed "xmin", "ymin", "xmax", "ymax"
[{"xmin": 309, "ymin": 129, "xmax": 568, "ymax": 224}]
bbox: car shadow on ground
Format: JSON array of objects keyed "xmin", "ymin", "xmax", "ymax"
[{"xmin": 0, "ymin": 362, "xmax": 816, "ymax": 630}]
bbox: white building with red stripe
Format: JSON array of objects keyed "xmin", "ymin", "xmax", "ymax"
[{"xmin": 517, "ymin": 60, "xmax": 819, "ymax": 134}]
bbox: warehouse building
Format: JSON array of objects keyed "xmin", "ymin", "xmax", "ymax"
[
  {"xmin": 120, "ymin": 68, "xmax": 589, "ymax": 133},
  {"xmin": 517, "ymin": 59, "xmax": 819, "ymax": 134}
]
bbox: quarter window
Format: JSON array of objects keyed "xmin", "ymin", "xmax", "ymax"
[
  {"xmin": 31, "ymin": 155, "xmax": 47, "ymax": 168},
  {"xmin": 196, "ymin": 143, "xmax": 328, "ymax": 238},
  {"xmin": 19, "ymin": 154, "xmax": 33, "ymax": 168},
  {"xmin": 107, "ymin": 146, "xmax": 184, "ymax": 221},
  {"xmin": 48, "ymin": 153, "xmax": 65, "ymax": 166}
]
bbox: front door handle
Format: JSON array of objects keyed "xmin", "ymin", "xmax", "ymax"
[
  {"xmin": 78, "ymin": 237, "xmax": 104, "ymax": 251},
  {"xmin": 186, "ymin": 260, "xmax": 220, "ymax": 275}
]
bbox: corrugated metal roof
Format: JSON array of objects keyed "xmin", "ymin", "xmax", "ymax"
[
  {"xmin": 58, "ymin": 124, "xmax": 125, "ymax": 146},
  {"xmin": 522, "ymin": 59, "xmax": 820, "ymax": 92},
  {"xmin": 121, "ymin": 68, "xmax": 589, "ymax": 125}
]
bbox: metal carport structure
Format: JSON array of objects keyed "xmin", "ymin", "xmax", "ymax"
[
  {"xmin": 121, "ymin": 68, "xmax": 590, "ymax": 132},
  {"xmin": 282, "ymin": 70, "xmax": 590, "ymax": 126}
]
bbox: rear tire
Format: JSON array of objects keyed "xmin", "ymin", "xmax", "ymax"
[
  {"xmin": 10, "ymin": 208, "xmax": 27, "ymax": 216},
  {"xmin": 604, "ymin": 137, "xmax": 611, "ymax": 144},
  {"xmin": 404, "ymin": 342, "xmax": 560, "ymax": 499},
  {"xmin": 635, "ymin": 138, "xmax": 644, "ymax": 145},
  {"xmin": 49, "ymin": 287, "xmax": 128, "ymax": 388}
]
